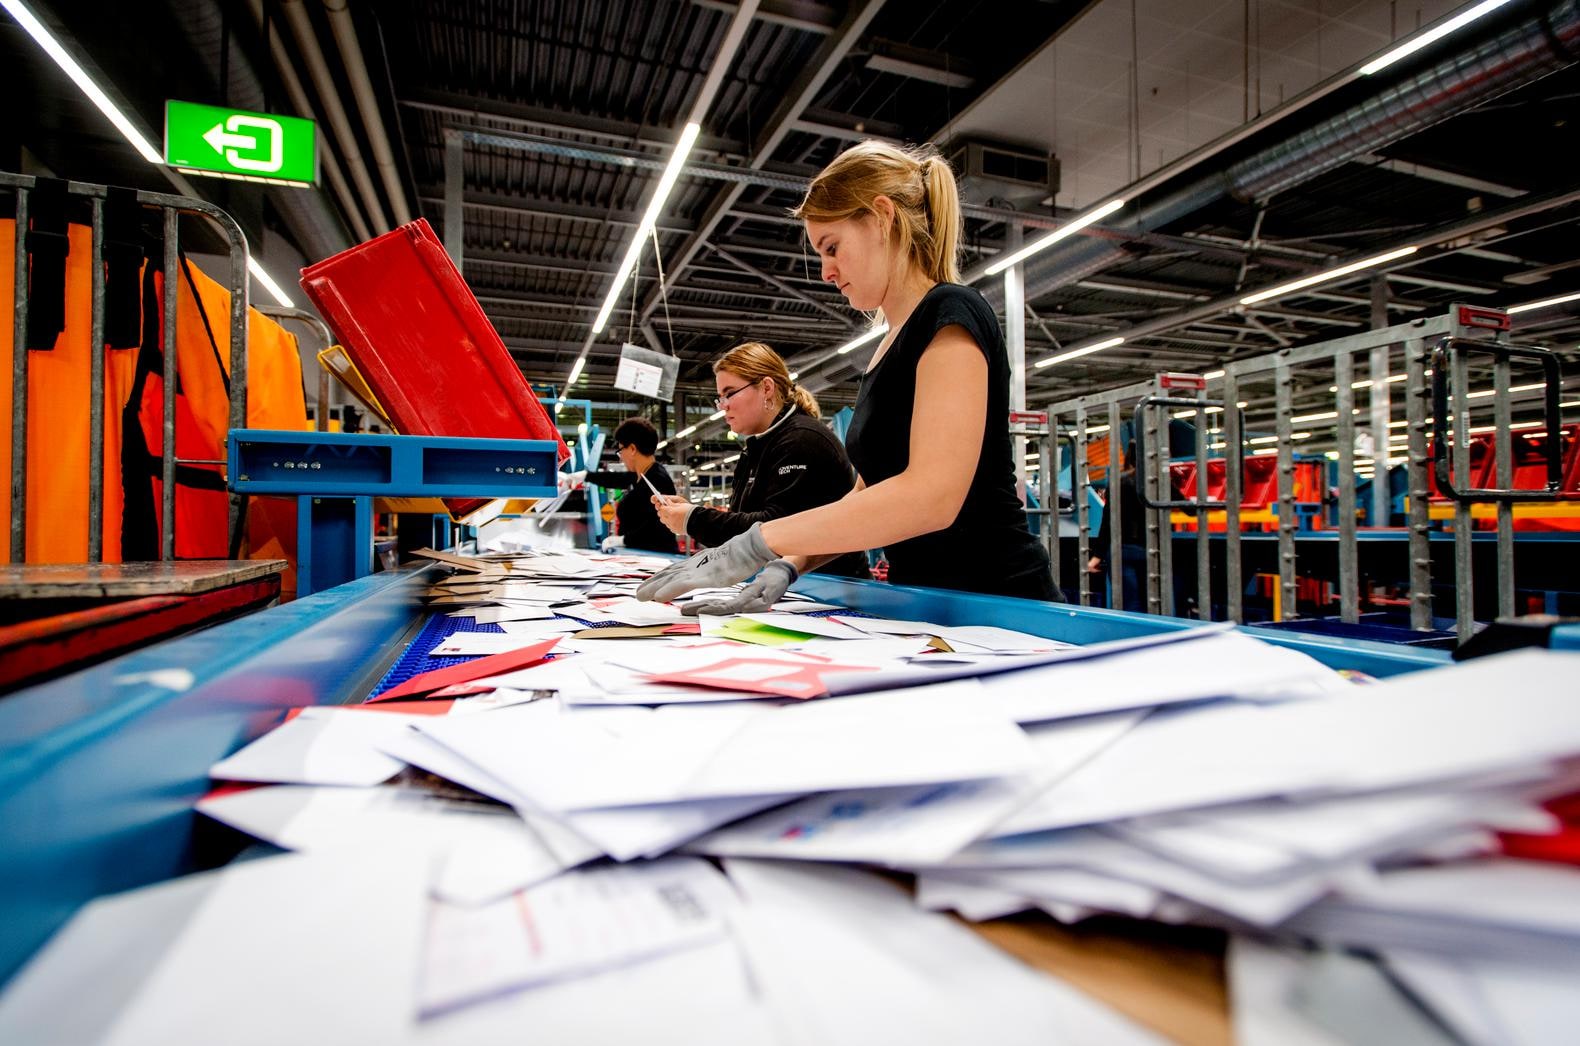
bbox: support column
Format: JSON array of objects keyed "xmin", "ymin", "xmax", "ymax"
[
  {"xmin": 1369, "ymin": 275, "xmax": 1392, "ymax": 526},
  {"xmin": 444, "ymin": 129, "xmax": 465, "ymax": 268},
  {"xmin": 1004, "ymin": 224, "xmax": 1027, "ymax": 502}
]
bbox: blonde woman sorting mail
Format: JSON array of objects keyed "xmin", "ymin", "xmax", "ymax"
[
  {"xmin": 652, "ymin": 342, "xmax": 868, "ymax": 580},
  {"xmin": 638, "ymin": 141, "xmax": 1055, "ymax": 614}
]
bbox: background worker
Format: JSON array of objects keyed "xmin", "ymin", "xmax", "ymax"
[
  {"xmin": 638, "ymin": 140, "xmax": 1055, "ymax": 613},
  {"xmin": 1089, "ymin": 441, "xmax": 1146, "ymax": 612},
  {"xmin": 578, "ymin": 416, "xmax": 678, "ymax": 554},
  {"xmin": 653, "ymin": 342, "xmax": 869, "ymax": 580}
]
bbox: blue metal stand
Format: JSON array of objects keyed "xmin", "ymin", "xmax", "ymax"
[
  {"xmin": 229, "ymin": 431, "xmax": 561, "ymax": 595},
  {"xmin": 296, "ymin": 496, "xmax": 374, "ymax": 596}
]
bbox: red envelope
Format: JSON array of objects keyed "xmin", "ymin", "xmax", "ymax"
[{"xmin": 367, "ymin": 638, "xmax": 560, "ymax": 703}]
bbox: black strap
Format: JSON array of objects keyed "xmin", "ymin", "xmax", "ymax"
[
  {"xmin": 120, "ymin": 264, "xmax": 163, "ymax": 560},
  {"xmin": 179, "ymin": 252, "xmax": 232, "ymax": 397},
  {"xmin": 24, "ymin": 178, "xmax": 70, "ymax": 351},
  {"xmin": 102, "ymin": 188, "xmax": 145, "ymax": 349}
]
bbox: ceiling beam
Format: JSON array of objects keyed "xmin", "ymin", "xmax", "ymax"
[
  {"xmin": 691, "ymin": 0, "xmax": 840, "ymax": 34},
  {"xmin": 418, "ymin": 189, "xmax": 697, "ymax": 234},
  {"xmin": 399, "ymin": 89, "xmax": 745, "ymax": 157},
  {"xmin": 635, "ymin": 0, "xmax": 888, "ymax": 326}
]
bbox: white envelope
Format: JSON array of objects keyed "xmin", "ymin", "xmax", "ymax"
[
  {"xmin": 723, "ymin": 859, "xmax": 1165, "ymax": 1046},
  {"xmin": 197, "ymin": 784, "xmax": 575, "ymax": 904},
  {"xmin": 0, "ymin": 851, "xmax": 428, "ymax": 1046},
  {"xmin": 415, "ymin": 681, "xmax": 1037, "ymax": 812},
  {"xmin": 208, "ymin": 706, "xmax": 425, "ymax": 786},
  {"xmin": 418, "ymin": 858, "xmax": 735, "ymax": 1016}
]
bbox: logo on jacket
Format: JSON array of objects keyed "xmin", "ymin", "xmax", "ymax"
[{"xmin": 777, "ymin": 464, "xmax": 807, "ymax": 475}]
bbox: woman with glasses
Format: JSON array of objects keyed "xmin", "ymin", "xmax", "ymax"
[
  {"xmin": 651, "ymin": 342, "xmax": 869, "ymax": 579},
  {"xmin": 639, "ymin": 141, "xmax": 1055, "ymax": 613},
  {"xmin": 581, "ymin": 416, "xmax": 678, "ymax": 554}
]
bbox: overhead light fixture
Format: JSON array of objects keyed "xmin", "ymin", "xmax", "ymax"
[
  {"xmin": 247, "ymin": 258, "xmax": 295, "ymax": 307},
  {"xmin": 1507, "ymin": 290, "xmax": 1580, "ymax": 315},
  {"xmin": 567, "ymin": 356, "xmax": 586, "ymax": 384},
  {"xmin": 1359, "ymin": 0, "xmax": 1516, "ymax": 76},
  {"xmin": 675, "ymin": 424, "xmax": 698, "ymax": 439},
  {"xmin": 983, "ymin": 198, "xmax": 1126, "ymax": 276},
  {"xmin": 708, "ymin": 410, "xmax": 725, "ymax": 421},
  {"xmin": 553, "ymin": 399, "xmax": 564, "ymax": 416},
  {"xmin": 1203, "ymin": 369, "xmax": 1225, "ymax": 380},
  {"xmin": 589, "ymin": 122, "xmax": 701, "ymax": 335},
  {"xmin": 6, "ymin": 0, "xmax": 307, "ymax": 311},
  {"xmin": 721, "ymin": 453, "xmax": 740, "ymax": 464},
  {"xmin": 1033, "ymin": 335, "xmax": 1125, "ymax": 368},
  {"xmin": 657, "ymin": 440, "xmax": 669, "ymax": 450},
  {"xmin": 3, "ymin": 0, "xmax": 162, "ymax": 163},
  {"xmin": 1240, "ymin": 246, "xmax": 1419, "ymax": 305},
  {"xmin": 1467, "ymin": 382, "xmax": 1547, "ymax": 400},
  {"xmin": 836, "ymin": 326, "xmax": 887, "ymax": 355},
  {"xmin": 787, "ymin": 371, "xmax": 799, "ymax": 381}
]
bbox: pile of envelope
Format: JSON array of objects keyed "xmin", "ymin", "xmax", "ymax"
[{"xmin": 3, "ymin": 544, "xmax": 1579, "ymax": 1045}]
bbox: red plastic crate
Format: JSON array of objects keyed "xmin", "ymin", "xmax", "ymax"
[{"xmin": 300, "ymin": 219, "xmax": 569, "ymax": 476}]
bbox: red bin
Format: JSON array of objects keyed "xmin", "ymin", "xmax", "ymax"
[{"xmin": 299, "ymin": 218, "xmax": 570, "ymax": 477}]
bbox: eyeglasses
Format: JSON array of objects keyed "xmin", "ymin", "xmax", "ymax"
[{"xmin": 714, "ymin": 380, "xmax": 760, "ymax": 409}]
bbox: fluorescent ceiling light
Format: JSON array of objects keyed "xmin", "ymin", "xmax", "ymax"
[
  {"xmin": 1359, "ymin": 0, "xmax": 1516, "ymax": 76},
  {"xmin": 675, "ymin": 424, "xmax": 698, "ymax": 439},
  {"xmin": 721, "ymin": 454, "xmax": 740, "ymax": 464},
  {"xmin": 1466, "ymin": 382, "xmax": 1546, "ymax": 400},
  {"xmin": 3, "ymin": 0, "xmax": 162, "ymax": 163},
  {"xmin": 247, "ymin": 258, "xmax": 295, "ymax": 307},
  {"xmin": 657, "ymin": 440, "xmax": 669, "ymax": 450},
  {"xmin": 590, "ymin": 122, "xmax": 701, "ymax": 335},
  {"xmin": 1292, "ymin": 410, "xmax": 1339, "ymax": 423},
  {"xmin": 836, "ymin": 326, "xmax": 887, "ymax": 355},
  {"xmin": 1240, "ymin": 246, "xmax": 1419, "ymax": 305},
  {"xmin": 567, "ymin": 356, "xmax": 586, "ymax": 384},
  {"xmin": 787, "ymin": 371, "xmax": 799, "ymax": 381},
  {"xmin": 7, "ymin": 1, "xmax": 307, "ymax": 311},
  {"xmin": 983, "ymin": 198, "xmax": 1126, "ymax": 276},
  {"xmin": 1507, "ymin": 290, "xmax": 1580, "ymax": 315},
  {"xmin": 709, "ymin": 410, "xmax": 725, "ymax": 421},
  {"xmin": 1033, "ymin": 335, "xmax": 1124, "ymax": 368},
  {"xmin": 1203, "ymin": 370, "xmax": 1225, "ymax": 380}
]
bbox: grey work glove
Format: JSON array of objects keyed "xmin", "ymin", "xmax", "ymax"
[
  {"xmin": 680, "ymin": 560, "xmax": 798, "ymax": 616},
  {"xmin": 635, "ymin": 523, "xmax": 788, "ymax": 604}
]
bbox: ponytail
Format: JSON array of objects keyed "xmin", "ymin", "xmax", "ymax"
[
  {"xmin": 919, "ymin": 155, "xmax": 962, "ymax": 285},
  {"xmin": 788, "ymin": 383, "xmax": 822, "ymax": 419},
  {"xmin": 794, "ymin": 140, "xmax": 963, "ymax": 287}
]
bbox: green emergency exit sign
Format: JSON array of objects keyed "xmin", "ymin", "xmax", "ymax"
[{"xmin": 164, "ymin": 100, "xmax": 317, "ymax": 186}]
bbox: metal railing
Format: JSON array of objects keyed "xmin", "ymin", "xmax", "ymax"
[
  {"xmin": 256, "ymin": 307, "xmax": 336, "ymax": 432},
  {"xmin": 4, "ymin": 172, "xmax": 250, "ymax": 562},
  {"xmin": 1041, "ymin": 305, "xmax": 1565, "ymax": 641}
]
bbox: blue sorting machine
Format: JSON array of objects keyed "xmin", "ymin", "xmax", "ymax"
[{"xmin": 10, "ymin": 559, "xmax": 1557, "ymax": 990}]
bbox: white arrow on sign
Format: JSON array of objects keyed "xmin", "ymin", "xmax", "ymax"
[{"xmin": 201, "ymin": 114, "xmax": 284, "ymax": 174}]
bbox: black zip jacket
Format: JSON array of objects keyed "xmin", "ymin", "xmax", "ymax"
[{"xmin": 687, "ymin": 407, "xmax": 870, "ymax": 579}]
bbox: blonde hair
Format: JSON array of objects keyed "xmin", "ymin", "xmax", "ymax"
[
  {"xmin": 713, "ymin": 342, "xmax": 820, "ymax": 419},
  {"xmin": 792, "ymin": 140, "xmax": 962, "ymax": 286}
]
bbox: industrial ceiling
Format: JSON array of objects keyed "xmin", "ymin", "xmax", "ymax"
[{"xmin": 6, "ymin": 0, "xmax": 1579, "ymax": 465}]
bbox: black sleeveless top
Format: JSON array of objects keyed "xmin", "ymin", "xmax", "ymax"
[{"xmin": 843, "ymin": 283, "xmax": 1056, "ymax": 601}]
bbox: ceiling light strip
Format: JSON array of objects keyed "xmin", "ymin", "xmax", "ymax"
[{"xmin": 982, "ymin": 198, "xmax": 1127, "ymax": 276}]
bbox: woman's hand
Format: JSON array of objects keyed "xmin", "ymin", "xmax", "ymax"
[{"xmin": 652, "ymin": 493, "xmax": 694, "ymax": 536}]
